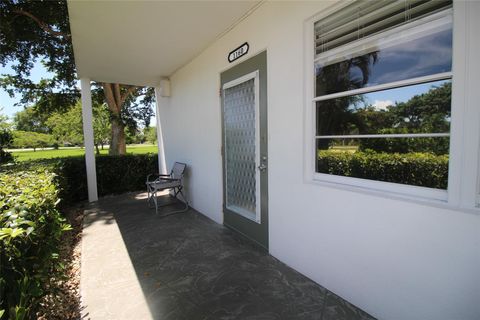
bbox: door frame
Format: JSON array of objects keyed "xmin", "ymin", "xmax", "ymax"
[{"xmin": 220, "ymin": 50, "xmax": 268, "ymax": 250}]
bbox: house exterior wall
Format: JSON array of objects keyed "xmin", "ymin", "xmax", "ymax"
[{"xmin": 158, "ymin": 2, "xmax": 480, "ymax": 319}]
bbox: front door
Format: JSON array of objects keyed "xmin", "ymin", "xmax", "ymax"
[{"xmin": 220, "ymin": 51, "xmax": 268, "ymax": 250}]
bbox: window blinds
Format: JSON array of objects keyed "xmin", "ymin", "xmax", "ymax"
[{"xmin": 314, "ymin": 0, "xmax": 452, "ymax": 56}]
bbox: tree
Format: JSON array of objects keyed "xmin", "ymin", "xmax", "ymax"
[
  {"xmin": 389, "ymin": 82, "xmax": 451, "ymax": 133},
  {"xmin": 0, "ymin": 0, "xmax": 155, "ymax": 155},
  {"xmin": 358, "ymin": 83, "xmax": 452, "ymax": 155},
  {"xmin": 92, "ymin": 103, "xmax": 111, "ymax": 152},
  {"xmin": 0, "ymin": 109, "xmax": 11, "ymax": 133},
  {"xmin": 101, "ymin": 84, "xmax": 153, "ymax": 154},
  {"xmin": 13, "ymin": 106, "xmax": 50, "ymax": 133},
  {"xmin": 46, "ymin": 104, "xmax": 83, "ymax": 147},
  {"xmin": 46, "ymin": 101, "xmax": 111, "ymax": 154},
  {"xmin": 315, "ymin": 53, "xmax": 378, "ymax": 149},
  {"xmin": 144, "ymin": 126, "xmax": 157, "ymax": 144},
  {"xmin": 0, "ymin": 110, "xmax": 14, "ymax": 163},
  {"xmin": 125, "ymin": 128, "xmax": 143, "ymax": 145},
  {"xmin": 355, "ymin": 106, "xmax": 396, "ymax": 134},
  {"xmin": 12, "ymin": 130, "xmax": 54, "ymax": 151}
]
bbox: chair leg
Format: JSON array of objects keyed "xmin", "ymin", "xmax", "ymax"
[
  {"xmin": 153, "ymin": 189, "xmax": 158, "ymax": 214},
  {"xmin": 177, "ymin": 188, "xmax": 189, "ymax": 212},
  {"xmin": 146, "ymin": 185, "xmax": 189, "ymax": 216},
  {"xmin": 155, "ymin": 187, "xmax": 189, "ymax": 216},
  {"xmin": 147, "ymin": 185, "xmax": 155, "ymax": 208}
]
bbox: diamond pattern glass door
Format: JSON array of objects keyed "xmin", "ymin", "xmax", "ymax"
[{"xmin": 223, "ymin": 75, "xmax": 259, "ymax": 222}]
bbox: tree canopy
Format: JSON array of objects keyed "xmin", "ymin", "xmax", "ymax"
[
  {"xmin": 144, "ymin": 126, "xmax": 157, "ymax": 145},
  {"xmin": 0, "ymin": 0, "xmax": 155, "ymax": 155},
  {"xmin": 11, "ymin": 130, "xmax": 53, "ymax": 151},
  {"xmin": 46, "ymin": 101, "xmax": 111, "ymax": 153},
  {"xmin": 317, "ymin": 82, "xmax": 452, "ymax": 155},
  {"xmin": 13, "ymin": 106, "xmax": 49, "ymax": 133},
  {"xmin": 389, "ymin": 82, "xmax": 451, "ymax": 133},
  {"xmin": 0, "ymin": 0, "xmax": 77, "ymax": 112}
]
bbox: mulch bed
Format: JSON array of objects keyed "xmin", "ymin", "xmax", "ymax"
[{"xmin": 35, "ymin": 205, "xmax": 84, "ymax": 320}]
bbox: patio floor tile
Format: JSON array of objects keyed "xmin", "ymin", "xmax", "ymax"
[{"xmin": 81, "ymin": 192, "xmax": 375, "ymax": 320}]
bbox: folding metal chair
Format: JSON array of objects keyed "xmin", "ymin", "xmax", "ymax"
[{"xmin": 146, "ymin": 162, "xmax": 189, "ymax": 215}]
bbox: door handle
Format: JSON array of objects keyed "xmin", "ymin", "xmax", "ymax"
[{"xmin": 258, "ymin": 164, "xmax": 267, "ymax": 171}]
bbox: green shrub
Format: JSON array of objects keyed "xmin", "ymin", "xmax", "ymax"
[
  {"xmin": 358, "ymin": 128, "xmax": 450, "ymax": 155},
  {"xmin": 2, "ymin": 153, "xmax": 159, "ymax": 205},
  {"xmin": 0, "ymin": 150, "xmax": 13, "ymax": 165},
  {"xmin": 0, "ymin": 154, "xmax": 158, "ymax": 318},
  {"xmin": 11, "ymin": 131, "xmax": 55, "ymax": 151},
  {"xmin": 95, "ymin": 154, "xmax": 159, "ymax": 196},
  {"xmin": 0, "ymin": 129, "xmax": 13, "ymax": 165},
  {"xmin": 0, "ymin": 171, "xmax": 71, "ymax": 319},
  {"xmin": 317, "ymin": 150, "xmax": 448, "ymax": 189},
  {"xmin": 52, "ymin": 154, "xmax": 159, "ymax": 203}
]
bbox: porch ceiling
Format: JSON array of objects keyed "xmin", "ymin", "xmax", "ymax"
[{"xmin": 67, "ymin": 1, "xmax": 261, "ymax": 87}]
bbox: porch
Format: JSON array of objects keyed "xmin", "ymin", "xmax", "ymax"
[{"xmin": 81, "ymin": 192, "xmax": 375, "ymax": 320}]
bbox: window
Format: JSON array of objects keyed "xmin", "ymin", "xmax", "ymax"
[{"xmin": 311, "ymin": 0, "xmax": 453, "ymax": 193}]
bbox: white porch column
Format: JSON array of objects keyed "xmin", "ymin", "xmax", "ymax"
[
  {"xmin": 80, "ymin": 78, "xmax": 98, "ymax": 202},
  {"xmin": 154, "ymin": 82, "xmax": 169, "ymax": 174}
]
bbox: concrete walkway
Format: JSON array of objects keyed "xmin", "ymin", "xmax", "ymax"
[
  {"xmin": 81, "ymin": 193, "xmax": 152, "ymax": 319},
  {"xmin": 81, "ymin": 192, "xmax": 375, "ymax": 320}
]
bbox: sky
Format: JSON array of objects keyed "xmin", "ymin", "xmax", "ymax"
[
  {"xmin": 366, "ymin": 80, "xmax": 448, "ymax": 111},
  {"xmin": 0, "ymin": 60, "xmax": 56, "ymax": 120}
]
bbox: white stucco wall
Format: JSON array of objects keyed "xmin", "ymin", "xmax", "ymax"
[{"xmin": 158, "ymin": 2, "xmax": 480, "ymax": 319}]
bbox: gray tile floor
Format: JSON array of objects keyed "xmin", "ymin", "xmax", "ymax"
[{"xmin": 82, "ymin": 192, "xmax": 376, "ymax": 320}]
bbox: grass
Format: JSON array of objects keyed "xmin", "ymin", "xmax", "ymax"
[
  {"xmin": 327, "ymin": 145, "xmax": 359, "ymax": 153},
  {"xmin": 11, "ymin": 144, "xmax": 158, "ymax": 162}
]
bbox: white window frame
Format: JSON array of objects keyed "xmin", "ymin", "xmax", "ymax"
[{"xmin": 304, "ymin": 0, "xmax": 480, "ymax": 212}]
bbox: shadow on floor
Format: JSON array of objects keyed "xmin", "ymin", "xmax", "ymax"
[{"xmin": 83, "ymin": 192, "xmax": 376, "ymax": 320}]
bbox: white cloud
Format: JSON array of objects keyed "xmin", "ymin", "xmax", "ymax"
[{"xmin": 372, "ymin": 100, "xmax": 393, "ymax": 111}]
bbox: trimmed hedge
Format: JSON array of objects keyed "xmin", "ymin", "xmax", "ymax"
[
  {"xmin": 4, "ymin": 154, "xmax": 159, "ymax": 205},
  {"xmin": 359, "ymin": 136, "xmax": 450, "ymax": 155},
  {"xmin": 0, "ymin": 171, "xmax": 71, "ymax": 319},
  {"xmin": 317, "ymin": 151, "xmax": 448, "ymax": 189},
  {"xmin": 0, "ymin": 153, "xmax": 159, "ymax": 318},
  {"xmin": 57, "ymin": 154, "xmax": 159, "ymax": 203}
]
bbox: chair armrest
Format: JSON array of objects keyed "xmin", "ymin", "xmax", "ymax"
[
  {"xmin": 157, "ymin": 177, "xmax": 179, "ymax": 182},
  {"xmin": 147, "ymin": 173, "xmax": 172, "ymax": 181},
  {"xmin": 147, "ymin": 173, "xmax": 163, "ymax": 182}
]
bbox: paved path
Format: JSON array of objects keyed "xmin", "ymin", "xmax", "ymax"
[{"xmin": 81, "ymin": 192, "xmax": 375, "ymax": 320}]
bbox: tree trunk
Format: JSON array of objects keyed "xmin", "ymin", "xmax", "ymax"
[
  {"xmin": 102, "ymin": 82, "xmax": 138, "ymax": 156},
  {"xmin": 109, "ymin": 117, "xmax": 126, "ymax": 155},
  {"xmin": 95, "ymin": 144, "xmax": 100, "ymax": 155}
]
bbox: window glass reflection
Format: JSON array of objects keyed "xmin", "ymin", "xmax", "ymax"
[
  {"xmin": 316, "ymin": 138, "xmax": 449, "ymax": 189},
  {"xmin": 315, "ymin": 28, "xmax": 452, "ymax": 97},
  {"xmin": 316, "ymin": 137, "xmax": 450, "ymax": 155},
  {"xmin": 316, "ymin": 80, "xmax": 451, "ymax": 136}
]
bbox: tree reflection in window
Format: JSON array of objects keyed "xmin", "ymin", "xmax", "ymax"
[
  {"xmin": 316, "ymin": 81, "xmax": 451, "ymax": 154},
  {"xmin": 312, "ymin": 1, "xmax": 453, "ymax": 189}
]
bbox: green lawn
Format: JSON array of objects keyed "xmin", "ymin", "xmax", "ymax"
[
  {"xmin": 328, "ymin": 145, "xmax": 359, "ymax": 153},
  {"xmin": 11, "ymin": 144, "xmax": 158, "ymax": 162}
]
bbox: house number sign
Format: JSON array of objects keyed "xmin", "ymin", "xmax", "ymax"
[{"xmin": 228, "ymin": 42, "xmax": 249, "ymax": 63}]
